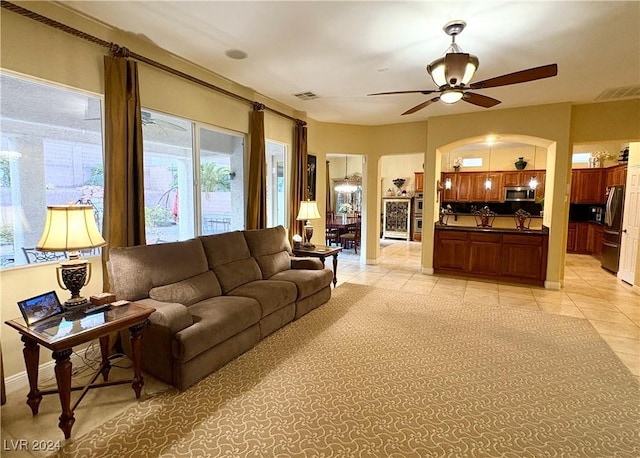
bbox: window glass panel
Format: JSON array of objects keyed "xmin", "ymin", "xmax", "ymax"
[
  {"xmin": 142, "ymin": 110, "xmax": 194, "ymax": 244},
  {"xmin": 200, "ymin": 127, "xmax": 244, "ymax": 235},
  {"xmin": 572, "ymin": 152, "xmax": 590, "ymax": 164},
  {"xmin": 266, "ymin": 141, "xmax": 286, "ymax": 228},
  {"xmin": 0, "ymin": 73, "xmax": 104, "ymax": 269},
  {"xmin": 462, "ymin": 157, "xmax": 482, "ymax": 167}
]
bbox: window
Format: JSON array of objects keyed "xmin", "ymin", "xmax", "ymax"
[
  {"xmin": 266, "ymin": 141, "xmax": 287, "ymax": 227},
  {"xmin": 572, "ymin": 152, "xmax": 591, "ymax": 164},
  {"xmin": 141, "ymin": 110, "xmax": 244, "ymax": 243},
  {"xmin": 462, "ymin": 157, "xmax": 483, "ymax": 167},
  {"xmin": 0, "ymin": 73, "xmax": 104, "ymax": 269}
]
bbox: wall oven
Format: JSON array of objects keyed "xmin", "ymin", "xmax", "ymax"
[{"xmin": 504, "ymin": 186, "xmax": 536, "ymax": 202}]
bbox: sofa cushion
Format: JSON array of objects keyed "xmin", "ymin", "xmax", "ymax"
[
  {"xmin": 271, "ymin": 268, "xmax": 333, "ymax": 300},
  {"xmin": 243, "ymin": 226, "xmax": 293, "ymax": 278},
  {"xmin": 135, "ymin": 298, "xmax": 194, "ymax": 333},
  {"xmin": 149, "ymin": 271, "xmax": 222, "ymax": 306},
  {"xmin": 199, "ymin": 232, "xmax": 262, "ymax": 293},
  {"xmin": 107, "ymin": 239, "xmax": 209, "ymax": 301},
  {"xmin": 227, "ymin": 280, "xmax": 297, "ymax": 317},
  {"xmin": 173, "ymin": 296, "xmax": 261, "ymax": 363}
]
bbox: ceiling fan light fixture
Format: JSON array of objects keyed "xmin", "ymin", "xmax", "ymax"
[
  {"xmin": 426, "ymin": 57, "xmax": 447, "ymax": 87},
  {"xmin": 462, "ymin": 56, "xmax": 479, "ymax": 84},
  {"xmin": 440, "ymin": 90, "xmax": 464, "ymax": 104}
]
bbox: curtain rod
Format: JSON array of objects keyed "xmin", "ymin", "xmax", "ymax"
[{"xmin": 1, "ymin": 1, "xmax": 305, "ymax": 126}]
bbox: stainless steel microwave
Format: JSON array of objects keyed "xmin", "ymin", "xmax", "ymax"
[{"xmin": 504, "ymin": 186, "xmax": 536, "ymax": 201}]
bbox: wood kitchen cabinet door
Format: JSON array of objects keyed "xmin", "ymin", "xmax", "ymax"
[
  {"xmin": 533, "ymin": 171, "xmax": 545, "ymax": 200},
  {"xmin": 570, "ymin": 169, "xmax": 606, "ymax": 204},
  {"xmin": 456, "ymin": 173, "xmax": 473, "ymax": 201},
  {"xmin": 468, "ymin": 233, "xmax": 501, "ymax": 274},
  {"xmin": 414, "ymin": 172, "xmax": 424, "ymax": 192},
  {"xmin": 469, "ymin": 173, "xmax": 488, "ymax": 201},
  {"xmin": 606, "ymin": 164, "xmax": 628, "ymax": 187},
  {"xmin": 566, "ymin": 222, "xmax": 577, "ymax": 252},
  {"xmin": 502, "ymin": 171, "xmax": 523, "ymax": 187},
  {"xmin": 441, "ymin": 173, "xmax": 458, "ymax": 201},
  {"xmin": 501, "ymin": 234, "xmax": 546, "ymax": 280},
  {"xmin": 485, "ymin": 173, "xmax": 504, "ymax": 202},
  {"xmin": 587, "ymin": 223, "xmax": 604, "ymax": 255},
  {"xmin": 434, "ymin": 231, "xmax": 468, "ymax": 270}
]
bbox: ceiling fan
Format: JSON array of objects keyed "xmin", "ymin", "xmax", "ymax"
[{"xmin": 368, "ymin": 20, "xmax": 558, "ymax": 115}]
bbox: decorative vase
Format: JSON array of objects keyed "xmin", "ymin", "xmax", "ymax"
[
  {"xmin": 515, "ymin": 157, "xmax": 527, "ymax": 170},
  {"xmin": 453, "ymin": 165, "xmax": 460, "ymax": 172},
  {"xmin": 341, "ymin": 213, "xmax": 347, "ymax": 224}
]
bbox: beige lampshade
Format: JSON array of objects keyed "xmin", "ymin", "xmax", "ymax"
[
  {"xmin": 36, "ymin": 205, "xmax": 106, "ymax": 251},
  {"xmin": 296, "ymin": 201, "xmax": 321, "ymax": 221}
]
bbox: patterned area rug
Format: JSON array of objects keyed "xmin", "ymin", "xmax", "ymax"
[{"xmin": 54, "ymin": 284, "xmax": 639, "ymax": 457}]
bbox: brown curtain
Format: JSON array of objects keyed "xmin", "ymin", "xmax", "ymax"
[
  {"xmin": 246, "ymin": 103, "xmax": 267, "ymax": 230},
  {"xmin": 102, "ymin": 55, "xmax": 145, "ymax": 289},
  {"xmin": 289, "ymin": 120, "xmax": 308, "ymax": 242}
]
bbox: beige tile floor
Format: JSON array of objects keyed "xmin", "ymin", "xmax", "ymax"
[{"xmin": 2, "ymin": 240, "xmax": 638, "ymax": 456}]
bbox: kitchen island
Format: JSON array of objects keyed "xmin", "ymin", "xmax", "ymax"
[{"xmin": 433, "ymin": 224, "xmax": 549, "ymax": 286}]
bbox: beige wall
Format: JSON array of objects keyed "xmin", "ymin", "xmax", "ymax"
[{"xmin": 2, "ymin": 2, "xmax": 640, "ymax": 381}]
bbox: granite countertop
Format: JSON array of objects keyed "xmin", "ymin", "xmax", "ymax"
[
  {"xmin": 435, "ymin": 223, "xmax": 549, "ymax": 235},
  {"xmin": 447, "ymin": 212, "xmax": 543, "ymax": 219}
]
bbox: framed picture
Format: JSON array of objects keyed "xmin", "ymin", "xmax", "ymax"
[{"xmin": 307, "ymin": 154, "xmax": 317, "ymax": 200}]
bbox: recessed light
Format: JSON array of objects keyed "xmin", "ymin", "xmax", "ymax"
[{"xmin": 225, "ymin": 49, "xmax": 248, "ymax": 60}]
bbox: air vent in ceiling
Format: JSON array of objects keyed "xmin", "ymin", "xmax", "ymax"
[
  {"xmin": 595, "ymin": 85, "xmax": 640, "ymax": 101},
  {"xmin": 293, "ymin": 91, "xmax": 319, "ymax": 100}
]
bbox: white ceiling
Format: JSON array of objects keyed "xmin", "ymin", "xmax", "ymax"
[{"xmin": 59, "ymin": 1, "xmax": 639, "ymax": 126}]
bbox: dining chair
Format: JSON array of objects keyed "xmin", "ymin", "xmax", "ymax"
[{"xmin": 340, "ymin": 221, "xmax": 361, "ymax": 253}]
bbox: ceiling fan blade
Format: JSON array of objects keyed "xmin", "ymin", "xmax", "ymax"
[
  {"xmin": 462, "ymin": 92, "xmax": 501, "ymax": 108},
  {"xmin": 402, "ymin": 97, "xmax": 440, "ymax": 115},
  {"xmin": 444, "ymin": 53, "xmax": 469, "ymax": 86},
  {"xmin": 368, "ymin": 89, "xmax": 438, "ymax": 96},
  {"xmin": 469, "ymin": 64, "xmax": 558, "ymax": 90}
]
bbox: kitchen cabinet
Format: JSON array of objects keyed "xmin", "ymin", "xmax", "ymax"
[
  {"xmin": 501, "ymin": 234, "xmax": 547, "ymax": 281},
  {"xmin": 441, "ymin": 172, "xmax": 458, "ymax": 201},
  {"xmin": 485, "ymin": 173, "xmax": 504, "ymax": 202},
  {"xmin": 414, "ymin": 172, "xmax": 424, "ymax": 192},
  {"xmin": 532, "ymin": 171, "xmax": 546, "ymax": 200},
  {"xmin": 567, "ymin": 222, "xmax": 602, "ymax": 254},
  {"xmin": 570, "ymin": 169, "xmax": 606, "ymax": 204},
  {"xmin": 434, "ymin": 226, "xmax": 548, "ymax": 286},
  {"xmin": 567, "ymin": 222, "xmax": 576, "ymax": 252},
  {"xmin": 587, "ymin": 223, "xmax": 603, "ymax": 255},
  {"xmin": 468, "ymin": 232, "xmax": 502, "ymax": 275},
  {"xmin": 455, "ymin": 172, "xmax": 473, "ymax": 202},
  {"xmin": 455, "ymin": 172, "xmax": 503, "ymax": 202},
  {"xmin": 606, "ymin": 164, "xmax": 627, "ymax": 187},
  {"xmin": 502, "ymin": 171, "xmax": 524, "ymax": 187}
]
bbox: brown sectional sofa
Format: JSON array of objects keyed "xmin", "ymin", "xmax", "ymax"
[{"xmin": 107, "ymin": 226, "xmax": 333, "ymax": 390}]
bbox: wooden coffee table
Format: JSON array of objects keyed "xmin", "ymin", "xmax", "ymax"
[
  {"xmin": 5, "ymin": 302, "xmax": 155, "ymax": 439},
  {"xmin": 292, "ymin": 245, "xmax": 342, "ymax": 287}
]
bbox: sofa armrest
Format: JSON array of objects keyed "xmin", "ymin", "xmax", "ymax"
[
  {"xmin": 291, "ymin": 257, "xmax": 324, "ymax": 270},
  {"xmin": 135, "ymin": 298, "xmax": 194, "ymax": 333}
]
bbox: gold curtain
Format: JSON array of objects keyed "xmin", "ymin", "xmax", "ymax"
[
  {"xmin": 326, "ymin": 160, "xmax": 331, "ymax": 214},
  {"xmin": 289, "ymin": 121, "xmax": 308, "ymax": 242},
  {"xmin": 102, "ymin": 55, "xmax": 145, "ymax": 289},
  {"xmin": 246, "ymin": 103, "xmax": 267, "ymax": 230}
]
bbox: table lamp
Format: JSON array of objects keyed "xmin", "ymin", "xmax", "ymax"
[
  {"xmin": 36, "ymin": 205, "xmax": 107, "ymax": 308},
  {"xmin": 296, "ymin": 200, "xmax": 321, "ymax": 248}
]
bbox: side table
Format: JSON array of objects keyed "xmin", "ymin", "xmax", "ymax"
[
  {"xmin": 4, "ymin": 302, "xmax": 155, "ymax": 439},
  {"xmin": 292, "ymin": 245, "xmax": 342, "ymax": 287}
]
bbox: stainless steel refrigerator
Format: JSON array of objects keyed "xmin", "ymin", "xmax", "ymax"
[{"xmin": 601, "ymin": 184, "xmax": 625, "ymax": 273}]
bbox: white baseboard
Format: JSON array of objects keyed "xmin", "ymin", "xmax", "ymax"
[
  {"xmin": 544, "ymin": 281, "xmax": 562, "ymax": 290},
  {"xmin": 421, "ymin": 267, "xmax": 434, "ymax": 275},
  {"xmin": 365, "ymin": 258, "xmax": 378, "ymax": 265},
  {"xmin": 4, "ymin": 350, "xmax": 95, "ymax": 396}
]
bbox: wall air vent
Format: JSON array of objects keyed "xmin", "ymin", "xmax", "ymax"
[
  {"xmin": 595, "ymin": 85, "xmax": 640, "ymax": 101},
  {"xmin": 293, "ymin": 91, "xmax": 319, "ymax": 100}
]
